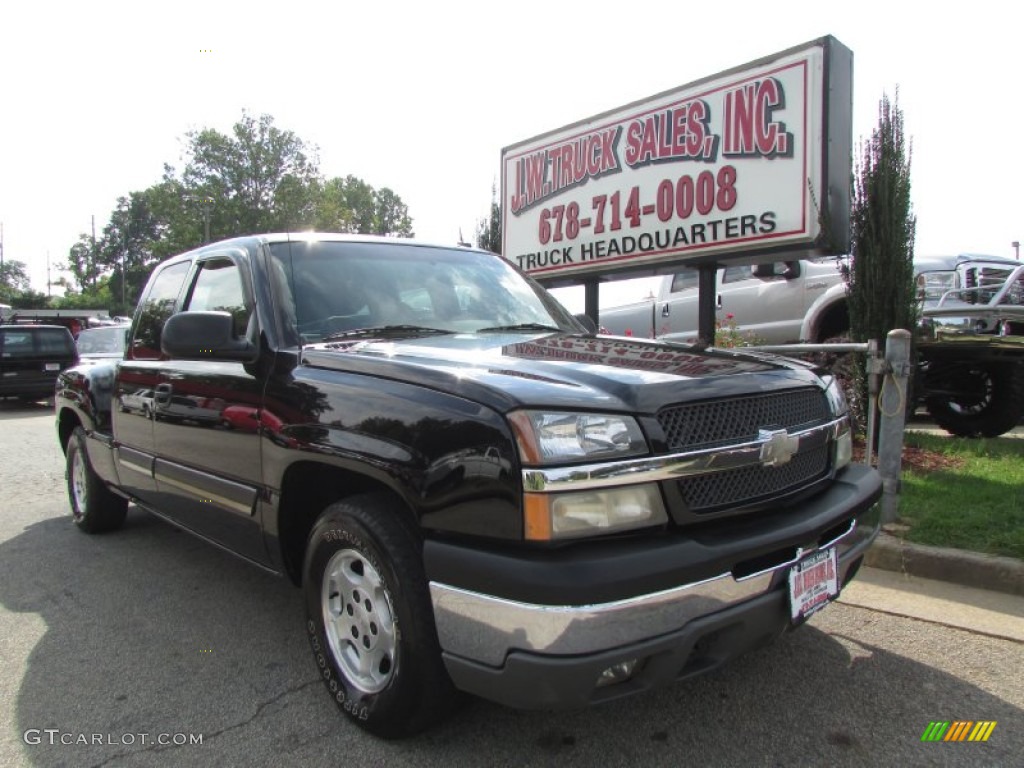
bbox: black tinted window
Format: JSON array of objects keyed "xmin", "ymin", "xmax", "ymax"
[
  {"xmin": 36, "ymin": 328, "xmax": 76, "ymax": 355},
  {"xmin": 0, "ymin": 328, "xmax": 75, "ymax": 357},
  {"xmin": 184, "ymin": 259, "xmax": 250, "ymax": 337},
  {"xmin": 131, "ymin": 261, "xmax": 191, "ymax": 359},
  {"xmin": 670, "ymin": 270, "xmax": 698, "ymax": 293}
]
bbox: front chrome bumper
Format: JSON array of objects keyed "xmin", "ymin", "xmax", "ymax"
[
  {"xmin": 425, "ymin": 460, "xmax": 882, "ymax": 709},
  {"xmin": 430, "ymin": 508, "xmax": 876, "ymax": 669}
]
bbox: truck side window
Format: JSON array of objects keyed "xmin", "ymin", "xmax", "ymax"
[
  {"xmin": 130, "ymin": 261, "xmax": 191, "ymax": 360},
  {"xmin": 670, "ymin": 270, "xmax": 698, "ymax": 293},
  {"xmin": 184, "ymin": 258, "xmax": 250, "ymax": 338},
  {"xmin": 723, "ymin": 265, "xmax": 755, "ymax": 283}
]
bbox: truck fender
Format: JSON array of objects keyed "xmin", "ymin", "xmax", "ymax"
[{"xmin": 800, "ymin": 283, "xmax": 849, "ymax": 342}]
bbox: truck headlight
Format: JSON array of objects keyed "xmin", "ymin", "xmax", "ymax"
[
  {"xmin": 820, "ymin": 376, "xmax": 853, "ymax": 470},
  {"xmin": 508, "ymin": 410, "xmax": 647, "ymax": 465},
  {"xmin": 834, "ymin": 425, "xmax": 853, "ymax": 471},
  {"xmin": 524, "ymin": 484, "xmax": 668, "ymax": 540},
  {"xmin": 916, "ymin": 270, "xmax": 958, "ymax": 301},
  {"xmin": 820, "ymin": 375, "xmax": 849, "ymax": 417}
]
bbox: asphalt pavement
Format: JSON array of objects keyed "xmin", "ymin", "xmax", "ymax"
[{"xmin": 2, "ymin": 401, "xmax": 1022, "ymax": 767}]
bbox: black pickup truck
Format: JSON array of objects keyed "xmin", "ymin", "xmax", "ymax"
[{"xmin": 55, "ymin": 234, "xmax": 882, "ymax": 738}]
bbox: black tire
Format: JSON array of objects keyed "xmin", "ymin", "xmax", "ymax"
[
  {"xmin": 924, "ymin": 362, "xmax": 1024, "ymax": 438},
  {"xmin": 66, "ymin": 426, "xmax": 128, "ymax": 533},
  {"xmin": 303, "ymin": 493, "xmax": 457, "ymax": 738}
]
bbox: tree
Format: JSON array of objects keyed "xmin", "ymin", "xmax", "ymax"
[
  {"xmin": 846, "ymin": 91, "xmax": 917, "ymax": 346},
  {"xmin": 0, "ymin": 260, "xmax": 33, "ymax": 300},
  {"xmin": 373, "ymin": 187, "xmax": 414, "ymax": 236},
  {"xmin": 476, "ymin": 183, "xmax": 501, "ymax": 253},
  {"xmin": 842, "ymin": 91, "xmax": 917, "ymax": 438},
  {"xmin": 315, "ymin": 175, "xmax": 375, "ymax": 232},
  {"xmin": 97, "ymin": 189, "xmax": 170, "ymax": 313},
  {"xmin": 313, "ymin": 176, "xmax": 413, "ymax": 236},
  {"xmin": 65, "ymin": 235, "xmax": 104, "ymax": 294},
  {"xmin": 173, "ymin": 111, "xmax": 321, "ymax": 238},
  {"xmin": 64, "ymin": 112, "xmax": 418, "ymax": 315}
]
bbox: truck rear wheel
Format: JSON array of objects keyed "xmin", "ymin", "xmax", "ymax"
[
  {"xmin": 66, "ymin": 426, "xmax": 128, "ymax": 533},
  {"xmin": 924, "ymin": 362, "xmax": 1024, "ymax": 438},
  {"xmin": 303, "ymin": 493, "xmax": 457, "ymax": 738}
]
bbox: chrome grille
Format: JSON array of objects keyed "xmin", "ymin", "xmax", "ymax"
[
  {"xmin": 677, "ymin": 443, "xmax": 831, "ymax": 513},
  {"xmin": 657, "ymin": 388, "xmax": 833, "ymax": 516},
  {"xmin": 657, "ymin": 388, "xmax": 829, "ymax": 451}
]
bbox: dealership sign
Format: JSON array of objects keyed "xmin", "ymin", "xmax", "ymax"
[{"xmin": 501, "ymin": 36, "xmax": 852, "ymax": 282}]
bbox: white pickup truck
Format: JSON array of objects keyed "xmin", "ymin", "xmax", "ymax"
[{"xmin": 598, "ymin": 257, "xmax": 849, "ymax": 344}]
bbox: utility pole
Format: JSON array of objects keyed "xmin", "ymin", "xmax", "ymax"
[
  {"xmin": 1, "ymin": 221, "xmax": 4, "ymax": 269},
  {"xmin": 46, "ymin": 251, "xmax": 51, "ymax": 298},
  {"xmin": 1013, "ymin": 241, "xmax": 1020, "ymax": 261}
]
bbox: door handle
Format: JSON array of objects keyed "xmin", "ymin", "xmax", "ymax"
[
  {"xmin": 661, "ymin": 303, "xmax": 670, "ymax": 317},
  {"xmin": 154, "ymin": 382, "xmax": 173, "ymax": 402},
  {"xmin": 716, "ymin": 294, "xmax": 723, "ymax": 310}
]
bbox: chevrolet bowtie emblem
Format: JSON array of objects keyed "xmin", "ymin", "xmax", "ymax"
[{"xmin": 759, "ymin": 428, "xmax": 799, "ymax": 467}]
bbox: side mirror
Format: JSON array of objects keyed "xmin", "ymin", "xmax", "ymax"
[
  {"xmin": 752, "ymin": 263, "xmax": 776, "ymax": 278},
  {"xmin": 781, "ymin": 261, "xmax": 801, "ymax": 279},
  {"xmin": 161, "ymin": 311, "xmax": 257, "ymax": 362}
]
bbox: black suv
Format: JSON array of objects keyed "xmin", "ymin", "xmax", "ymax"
[{"xmin": 0, "ymin": 325, "xmax": 78, "ymax": 401}]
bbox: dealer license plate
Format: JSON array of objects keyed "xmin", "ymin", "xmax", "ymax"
[
  {"xmin": 45, "ymin": 363, "xmax": 60, "ymax": 371},
  {"xmin": 788, "ymin": 546, "xmax": 839, "ymax": 623}
]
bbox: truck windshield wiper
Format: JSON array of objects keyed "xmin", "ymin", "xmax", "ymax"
[
  {"xmin": 476, "ymin": 323, "xmax": 563, "ymax": 333},
  {"xmin": 321, "ymin": 325, "xmax": 453, "ymax": 342}
]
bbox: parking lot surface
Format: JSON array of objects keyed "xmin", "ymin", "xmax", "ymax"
[{"xmin": 1, "ymin": 401, "xmax": 1022, "ymax": 767}]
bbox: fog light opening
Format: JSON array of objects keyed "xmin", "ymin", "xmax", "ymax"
[{"xmin": 596, "ymin": 658, "xmax": 640, "ymax": 688}]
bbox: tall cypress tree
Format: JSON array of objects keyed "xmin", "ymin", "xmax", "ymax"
[{"xmin": 847, "ymin": 91, "xmax": 918, "ymax": 344}]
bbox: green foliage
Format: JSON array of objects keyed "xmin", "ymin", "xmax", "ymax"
[
  {"xmin": 63, "ymin": 112, "xmax": 416, "ymax": 312},
  {"xmin": 53, "ymin": 275, "xmax": 115, "ymax": 312},
  {"xmin": 713, "ymin": 313, "xmax": 764, "ymax": 348},
  {"xmin": 900, "ymin": 432, "xmax": 1024, "ymax": 559},
  {"xmin": 0, "ymin": 260, "xmax": 32, "ymax": 301},
  {"xmin": 175, "ymin": 111, "xmax": 321, "ymax": 238},
  {"xmin": 846, "ymin": 91, "xmax": 918, "ymax": 344},
  {"xmin": 372, "ymin": 187, "xmax": 414, "ymax": 237},
  {"xmin": 476, "ymin": 183, "xmax": 502, "ymax": 253},
  {"xmin": 314, "ymin": 177, "xmax": 413, "ymax": 236}
]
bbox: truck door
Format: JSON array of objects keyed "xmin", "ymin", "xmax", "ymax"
[
  {"xmin": 662, "ymin": 268, "xmax": 702, "ymax": 339},
  {"xmin": 150, "ymin": 253, "xmax": 270, "ymax": 566},
  {"xmin": 114, "ymin": 260, "xmax": 192, "ymax": 503},
  {"xmin": 718, "ymin": 262, "xmax": 804, "ymax": 344}
]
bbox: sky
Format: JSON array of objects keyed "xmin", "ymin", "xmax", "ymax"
[{"xmin": 1, "ymin": 1, "xmax": 1020, "ymax": 314}]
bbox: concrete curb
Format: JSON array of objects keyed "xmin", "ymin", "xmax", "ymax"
[{"xmin": 863, "ymin": 530, "xmax": 1024, "ymax": 597}]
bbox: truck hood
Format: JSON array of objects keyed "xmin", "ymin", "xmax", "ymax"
[{"xmin": 299, "ymin": 332, "xmax": 824, "ymax": 413}]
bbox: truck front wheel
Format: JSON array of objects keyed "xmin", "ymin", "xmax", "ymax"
[
  {"xmin": 66, "ymin": 426, "xmax": 128, "ymax": 533},
  {"xmin": 303, "ymin": 494, "xmax": 457, "ymax": 738},
  {"xmin": 924, "ymin": 362, "xmax": 1024, "ymax": 438}
]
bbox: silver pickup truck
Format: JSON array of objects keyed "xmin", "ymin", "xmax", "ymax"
[
  {"xmin": 599, "ymin": 252, "xmax": 1024, "ymax": 437},
  {"xmin": 598, "ymin": 257, "xmax": 848, "ymax": 344}
]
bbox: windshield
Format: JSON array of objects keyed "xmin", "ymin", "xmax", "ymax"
[
  {"xmin": 268, "ymin": 240, "xmax": 581, "ymax": 344},
  {"xmin": 76, "ymin": 326, "xmax": 128, "ymax": 355}
]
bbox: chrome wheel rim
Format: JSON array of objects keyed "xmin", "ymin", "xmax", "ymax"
[
  {"xmin": 71, "ymin": 447, "xmax": 88, "ymax": 519},
  {"xmin": 321, "ymin": 548, "xmax": 397, "ymax": 693}
]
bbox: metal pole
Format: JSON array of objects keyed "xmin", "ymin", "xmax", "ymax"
[
  {"xmin": 584, "ymin": 279, "xmax": 599, "ymax": 329},
  {"xmin": 877, "ymin": 329, "xmax": 913, "ymax": 524},
  {"xmin": 697, "ymin": 264, "xmax": 717, "ymax": 346}
]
